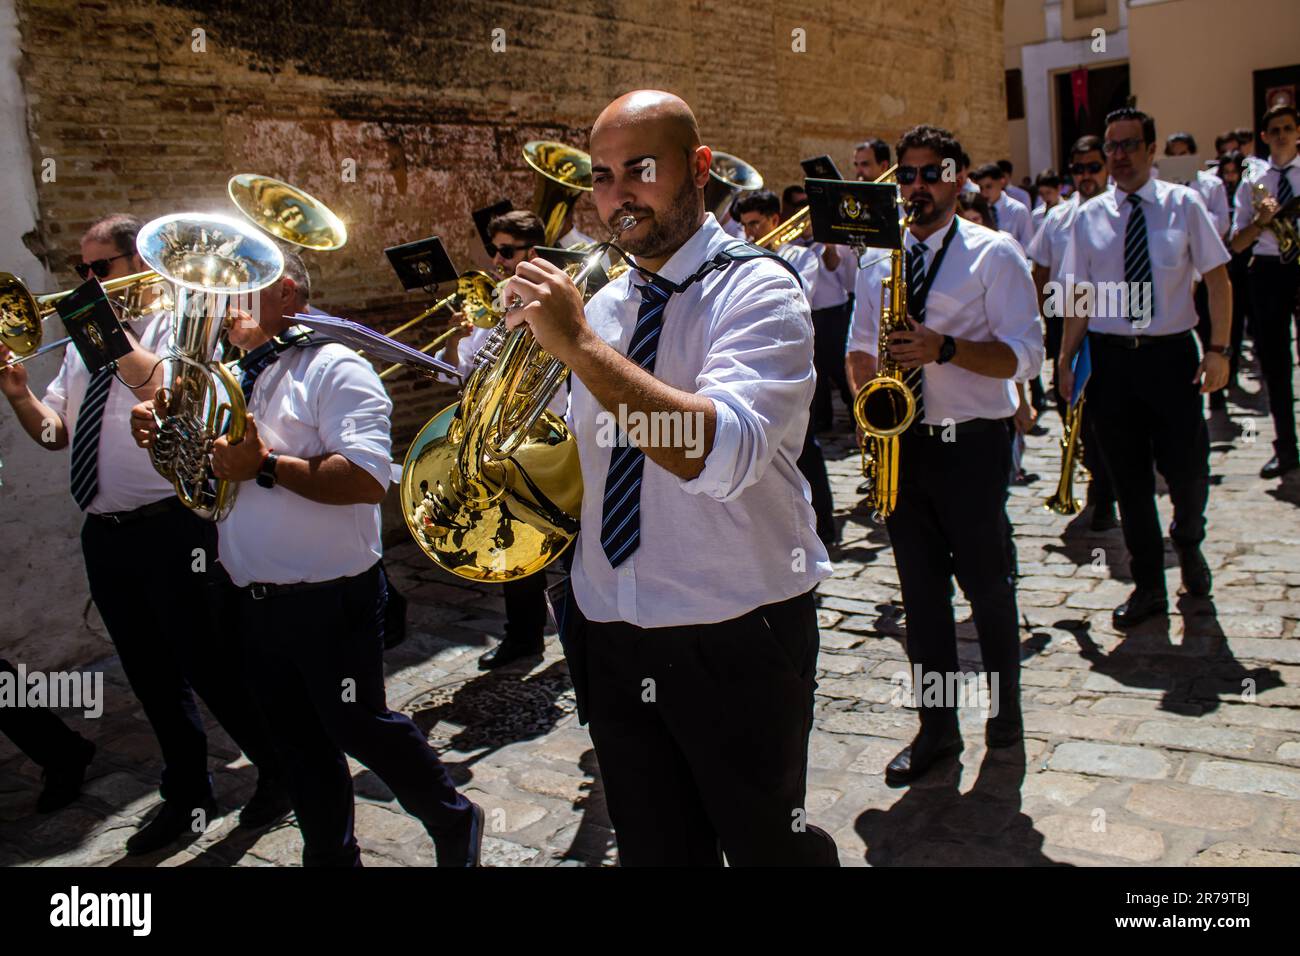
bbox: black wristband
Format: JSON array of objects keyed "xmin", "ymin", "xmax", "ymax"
[{"xmin": 255, "ymin": 451, "xmax": 280, "ymax": 489}]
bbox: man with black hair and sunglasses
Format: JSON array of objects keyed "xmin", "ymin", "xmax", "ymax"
[
  {"xmin": 846, "ymin": 125, "xmax": 1044, "ymax": 786},
  {"xmin": 1060, "ymin": 107, "xmax": 1231, "ymax": 629},
  {"xmin": 1027, "ymin": 135, "xmax": 1117, "ymax": 530},
  {"xmin": 0, "ymin": 214, "xmax": 285, "ymax": 853}
]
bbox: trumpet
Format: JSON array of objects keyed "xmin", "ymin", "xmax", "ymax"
[
  {"xmin": 1250, "ymin": 182, "xmax": 1300, "ymax": 264},
  {"xmin": 853, "ymin": 191, "xmax": 919, "ymax": 522},
  {"xmin": 1045, "ymin": 397, "xmax": 1088, "ymax": 515},
  {"xmin": 398, "ymin": 216, "xmax": 635, "ymax": 582}
]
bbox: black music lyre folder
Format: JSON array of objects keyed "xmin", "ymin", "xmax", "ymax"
[
  {"xmin": 800, "ymin": 155, "xmax": 842, "ymax": 181},
  {"xmin": 291, "ymin": 313, "xmax": 458, "ymax": 378},
  {"xmin": 472, "ymin": 198, "xmax": 515, "ymax": 255},
  {"xmin": 55, "ymin": 278, "xmax": 132, "ymax": 373},
  {"xmin": 804, "ymin": 179, "xmax": 902, "ymax": 250},
  {"xmin": 385, "ymin": 236, "xmax": 459, "ymax": 291}
]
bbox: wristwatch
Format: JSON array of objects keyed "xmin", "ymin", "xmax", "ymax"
[
  {"xmin": 936, "ymin": 335, "xmax": 957, "ymax": 365},
  {"xmin": 255, "ymin": 450, "xmax": 280, "ymax": 489},
  {"xmin": 1206, "ymin": 344, "xmax": 1228, "ymax": 354}
]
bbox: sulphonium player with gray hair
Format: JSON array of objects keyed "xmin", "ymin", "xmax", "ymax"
[
  {"xmin": 501, "ymin": 89, "xmax": 838, "ymax": 866},
  {"xmin": 130, "ymin": 261, "xmax": 483, "ymax": 867}
]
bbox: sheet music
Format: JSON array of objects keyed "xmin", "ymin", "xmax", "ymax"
[{"xmin": 290, "ymin": 312, "xmax": 459, "ymax": 376}]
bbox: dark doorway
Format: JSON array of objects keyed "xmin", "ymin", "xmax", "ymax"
[
  {"xmin": 1054, "ymin": 63, "xmax": 1130, "ymax": 169},
  {"xmin": 1252, "ymin": 64, "xmax": 1300, "ymax": 161}
]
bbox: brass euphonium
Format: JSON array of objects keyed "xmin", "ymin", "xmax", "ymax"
[
  {"xmin": 703, "ymin": 150, "xmax": 764, "ymax": 220},
  {"xmin": 1249, "ymin": 182, "xmax": 1300, "ymax": 264},
  {"xmin": 853, "ymin": 192, "xmax": 919, "ymax": 522},
  {"xmin": 525, "ymin": 141, "xmax": 593, "ymax": 246},
  {"xmin": 399, "ymin": 217, "xmax": 635, "ymax": 582}
]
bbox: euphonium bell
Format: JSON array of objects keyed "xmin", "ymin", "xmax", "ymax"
[
  {"xmin": 703, "ymin": 150, "xmax": 764, "ymax": 220},
  {"xmin": 525, "ymin": 141, "xmax": 592, "ymax": 247}
]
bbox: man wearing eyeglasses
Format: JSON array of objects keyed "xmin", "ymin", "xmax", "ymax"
[
  {"xmin": 0, "ymin": 214, "xmax": 286, "ymax": 852},
  {"xmin": 437, "ymin": 209, "xmax": 559, "ymax": 670},
  {"xmin": 1230, "ymin": 103, "xmax": 1300, "ymax": 481},
  {"xmin": 1059, "ymin": 107, "xmax": 1231, "ymax": 629},
  {"xmin": 1027, "ymin": 135, "xmax": 1117, "ymax": 531},
  {"xmin": 846, "ymin": 125, "xmax": 1044, "ymax": 785}
]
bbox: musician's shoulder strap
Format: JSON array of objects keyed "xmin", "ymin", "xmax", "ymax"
[{"xmin": 667, "ymin": 242, "xmax": 804, "ymax": 293}]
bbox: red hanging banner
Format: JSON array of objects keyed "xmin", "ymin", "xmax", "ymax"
[{"xmin": 1071, "ymin": 68, "xmax": 1090, "ymax": 121}]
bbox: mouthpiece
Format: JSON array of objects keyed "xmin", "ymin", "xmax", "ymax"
[{"xmin": 614, "ymin": 215, "xmax": 636, "ymax": 237}]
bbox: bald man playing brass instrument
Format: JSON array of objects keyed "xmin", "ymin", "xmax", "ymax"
[{"xmin": 502, "ymin": 90, "xmax": 838, "ymax": 866}]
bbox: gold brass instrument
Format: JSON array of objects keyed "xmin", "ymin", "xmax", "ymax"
[
  {"xmin": 525, "ymin": 141, "xmax": 593, "ymax": 246},
  {"xmin": 399, "ymin": 216, "xmax": 635, "ymax": 582},
  {"xmin": 139, "ymin": 212, "xmax": 285, "ymax": 521},
  {"xmin": 377, "ymin": 271, "xmax": 499, "ymax": 381},
  {"xmin": 1045, "ymin": 397, "xmax": 1087, "ymax": 515},
  {"xmin": 853, "ymin": 191, "xmax": 919, "ymax": 522},
  {"xmin": 704, "ymin": 150, "xmax": 764, "ymax": 220},
  {"xmin": 228, "ymin": 174, "xmax": 348, "ymax": 251},
  {"xmin": 1, "ymin": 270, "xmax": 172, "ymax": 366},
  {"xmin": 1250, "ymin": 182, "xmax": 1300, "ymax": 264}
]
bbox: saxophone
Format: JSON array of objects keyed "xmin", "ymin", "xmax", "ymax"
[{"xmin": 852, "ymin": 199, "xmax": 919, "ymax": 521}]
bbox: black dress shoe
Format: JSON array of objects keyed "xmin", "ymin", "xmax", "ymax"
[
  {"xmin": 434, "ymin": 801, "xmax": 484, "ymax": 867},
  {"xmin": 1175, "ymin": 544, "xmax": 1212, "ymax": 597},
  {"xmin": 885, "ymin": 729, "xmax": 962, "ymax": 787},
  {"xmin": 1089, "ymin": 502, "xmax": 1118, "ymax": 531},
  {"xmin": 238, "ymin": 776, "xmax": 293, "ymax": 829},
  {"xmin": 36, "ymin": 737, "xmax": 95, "ymax": 813},
  {"xmin": 1260, "ymin": 455, "xmax": 1300, "ymax": 479},
  {"xmin": 478, "ymin": 638, "xmax": 544, "ymax": 671},
  {"xmin": 1112, "ymin": 587, "xmax": 1168, "ymax": 629},
  {"xmin": 126, "ymin": 796, "xmax": 218, "ymax": 855}
]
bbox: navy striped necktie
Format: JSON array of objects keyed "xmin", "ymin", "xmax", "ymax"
[
  {"xmin": 69, "ymin": 365, "xmax": 114, "ymax": 510},
  {"xmin": 1124, "ymin": 193, "xmax": 1153, "ymax": 324},
  {"xmin": 1278, "ymin": 167, "xmax": 1294, "ymax": 206},
  {"xmin": 599, "ymin": 276, "xmax": 672, "ymax": 568},
  {"xmin": 903, "ymin": 242, "xmax": 928, "ymax": 426}
]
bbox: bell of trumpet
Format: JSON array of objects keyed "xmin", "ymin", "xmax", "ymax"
[
  {"xmin": 704, "ymin": 150, "xmax": 764, "ymax": 220},
  {"xmin": 524, "ymin": 141, "xmax": 593, "ymax": 247}
]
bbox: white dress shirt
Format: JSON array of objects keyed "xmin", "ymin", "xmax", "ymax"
[
  {"xmin": 218, "ymin": 335, "xmax": 393, "ymax": 587},
  {"xmin": 1244, "ymin": 154, "xmax": 1270, "ymax": 179},
  {"xmin": 42, "ymin": 310, "xmax": 176, "ymax": 514},
  {"xmin": 1031, "ymin": 201, "xmax": 1047, "ymax": 237},
  {"xmin": 847, "ymin": 215, "xmax": 1044, "ymax": 423},
  {"xmin": 835, "ymin": 245, "xmax": 859, "ymax": 298},
  {"xmin": 993, "ymin": 192, "xmax": 1035, "ymax": 249},
  {"xmin": 568, "ymin": 213, "xmax": 831, "ymax": 627},
  {"xmin": 778, "ymin": 240, "xmax": 847, "ymax": 309},
  {"xmin": 1232, "ymin": 154, "xmax": 1300, "ymax": 257},
  {"xmin": 1062, "ymin": 176, "xmax": 1231, "ymax": 336},
  {"xmin": 1027, "ymin": 192, "xmax": 1083, "ymax": 280},
  {"xmin": 810, "ymin": 243, "xmax": 850, "ymax": 310},
  {"xmin": 1007, "ymin": 182, "xmax": 1034, "ymax": 212}
]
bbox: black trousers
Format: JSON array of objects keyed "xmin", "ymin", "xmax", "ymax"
[
  {"xmin": 811, "ymin": 303, "xmax": 851, "ymax": 427},
  {"xmin": 234, "ymin": 562, "xmax": 469, "ymax": 867},
  {"xmin": 502, "ymin": 573, "xmax": 548, "ymax": 645},
  {"xmin": 886, "ymin": 424, "xmax": 1020, "ymax": 732},
  {"xmin": 80, "ymin": 501, "xmax": 279, "ymax": 805},
  {"xmin": 1086, "ymin": 333, "xmax": 1210, "ymax": 590},
  {"xmin": 0, "ymin": 658, "xmax": 86, "ymax": 768},
  {"xmin": 582, "ymin": 589, "xmax": 836, "ymax": 866},
  {"xmin": 1224, "ymin": 250, "xmax": 1252, "ymax": 380},
  {"xmin": 797, "ymin": 420, "xmax": 836, "ymax": 546},
  {"xmin": 1248, "ymin": 257, "xmax": 1300, "ymax": 463}
]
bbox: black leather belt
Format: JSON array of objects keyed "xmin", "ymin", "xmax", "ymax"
[
  {"xmin": 86, "ymin": 497, "xmax": 181, "ymax": 525},
  {"xmin": 1089, "ymin": 330, "xmax": 1193, "ymax": 350},
  {"xmin": 244, "ymin": 576, "xmax": 353, "ymax": 601},
  {"xmin": 906, "ymin": 418, "xmax": 1003, "ymax": 439}
]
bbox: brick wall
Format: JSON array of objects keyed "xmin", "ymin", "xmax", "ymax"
[{"xmin": 7, "ymin": 0, "xmax": 1007, "ymax": 664}]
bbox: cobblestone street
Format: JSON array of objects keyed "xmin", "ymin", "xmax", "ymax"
[{"xmin": 3, "ymin": 358, "xmax": 1298, "ymax": 868}]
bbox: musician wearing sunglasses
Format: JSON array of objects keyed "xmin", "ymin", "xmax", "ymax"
[
  {"xmin": 1026, "ymin": 135, "xmax": 1117, "ymax": 531},
  {"xmin": 845, "ymin": 125, "xmax": 1043, "ymax": 786},
  {"xmin": 1059, "ymin": 107, "xmax": 1231, "ymax": 629},
  {"xmin": 1230, "ymin": 103, "xmax": 1300, "ymax": 481},
  {"xmin": 0, "ymin": 214, "xmax": 286, "ymax": 852},
  {"xmin": 438, "ymin": 209, "xmax": 560, "ymax": 671},
  {"xmin": 501, "ymin": 89, "xmax": 837, "ymax": 866}
]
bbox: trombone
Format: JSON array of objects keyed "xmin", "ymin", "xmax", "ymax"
[{"xmin": 377, "ymin": 271, "xmax": 499, "ymax": 381}]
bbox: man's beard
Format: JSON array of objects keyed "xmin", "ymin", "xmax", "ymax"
[
  {"xmin": 1077, "ymin": 180, "xmax": 1103, "ymax": 200},
  {"xmin": 612, "ymin": 175, "xmax": 701, "ymax": 259},
  {"xmin": 909, "ymin": 192, "xmax": 954, "ymax": 227}
]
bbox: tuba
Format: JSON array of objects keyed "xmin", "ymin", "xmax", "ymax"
[
  {"xmin": 138, "ymin": 213, "xmax": 284, "ymax": 521},
  {"xmin": 399, "ymin": 218, "xmax": 634, "ymax": 582},
  {"xmin": 703, "ymin": 150, "xmax": 764, "ymax": 220},
  {"xmin": 525, "ymin": 141, "xmax": 592, "ymax": 246},
  {"xmin": 853, "ymin": 190, "xmax": 919, "ymax": 522}
]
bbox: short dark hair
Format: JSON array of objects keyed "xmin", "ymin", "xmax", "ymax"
[
  {"xmin": 1105, "ymin": 106, "xmax": 1156, "ymax": 145},
  {"xmin": 279, "ymin": 248, "xmax": 312, "ymax": 304},
  {"xmin": 997, "ymin": 159, "xmax": 1014, "ymax": 176},
  {"xmin": 1070, "ymin": 134, "xmax": 1104, "ymax": 159},
  {"xmin": 959, "ymin": 151, "xmax": 972, "ymax": 171},
  {"xmin": 1234, "ymin": 126, "xmax": 1254, "ymax": 145},
  {"xmin": 83, "ymin": 213, "xmax": 144, "ymax": 258},
  {"xmin": 1214, "ymin": 130, "xmax": 1240, "ymax": 153},
  {"xmin": 957, "ymin": 192, "xmax": 995, "ymax": 230},
  {"xmin": 733, "ymin": 189, "xmax": 781, "ymax": 219},
  {"xmin": 781, "ymin": 184, "xmax": 807, "ymax": 207},
  {"xmin": 1263, "ymin": 103, "xmax": 1299, "ymax": 129},
  {"xmin": 1034, "ymin": 169, "xmax": 1062, "ymax": 190},
  {"xmin": 487, "ymin": 209, "xmax": 545, "ymax": 246},
  {"xmin": 1216, "ymin": 150, "xmax": 1244, "ymax": 175},
  {"xmin": 1165, "ymin": 131, "xmax": 1197, "ymax": 154},
  {"xmin": 971, "ymin": 162, "xmax": 1004, "ymax": 182},
  {"xmin": 855, "ymin": 138, "xmax": 890, "ymax": 165},
  {"xmin": 895, "ymin": 124, "xmax": 964, "ymax": 168}
]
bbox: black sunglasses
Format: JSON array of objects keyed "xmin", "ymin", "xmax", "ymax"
[
  {"xmin": 75, "ymin": 252, "xmax": 131, "ymax": 280},
  {"xmin": 896, "ymin": 164, "xmax": 944, "ymax": 185},
  {"xmin": 1069, "ymin": 161, "xmax": 1105, "ymax": 175},
  {"xmin": 489, "ymin": 243, "xmax": 534, "ymax": 259}
]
